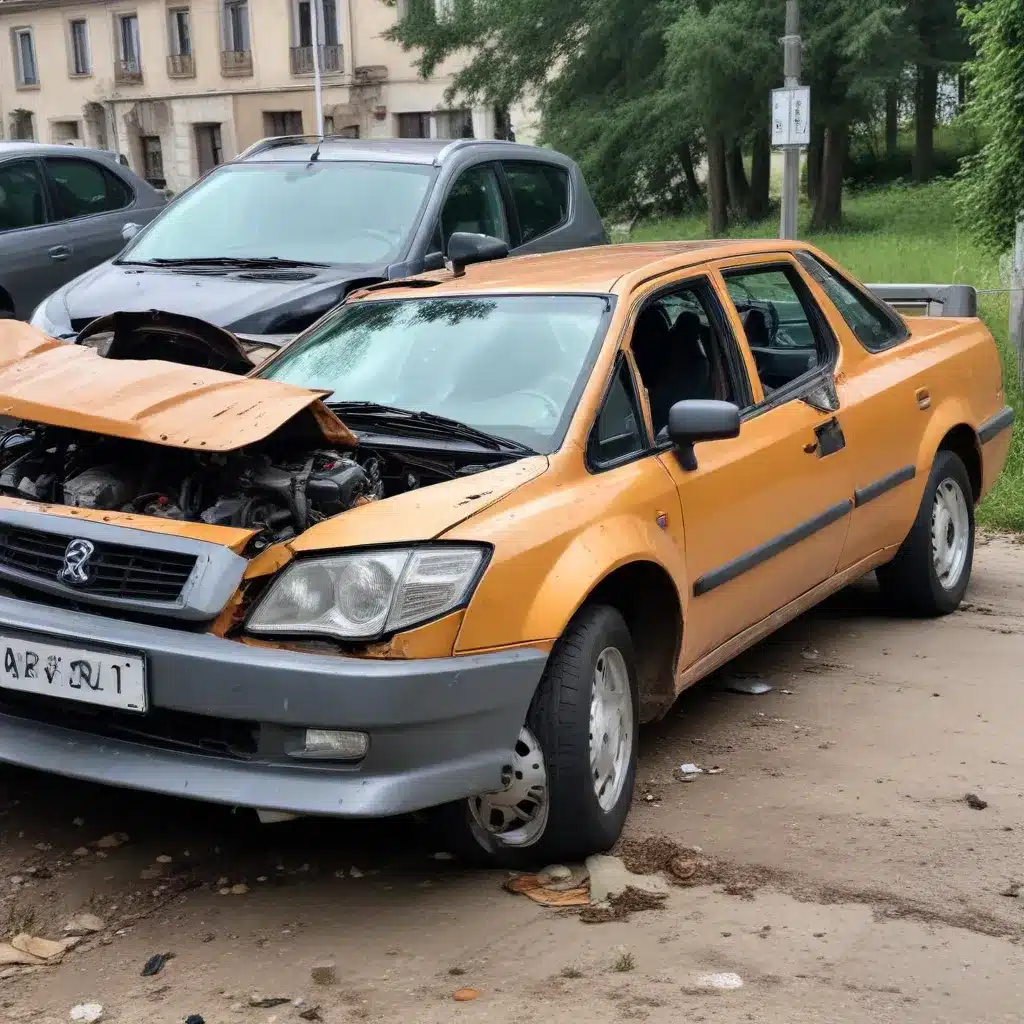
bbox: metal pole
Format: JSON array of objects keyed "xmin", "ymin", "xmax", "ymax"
[
  {"xmin": 780, "ymin": 0, "xmax": 801, "ymax": 240},
  {"xmin": 311, "ymin": 0, "xmax": 325, "ymax": 137},
  {"xmin": 1011, "ymin": 216, "xmax": 1024, "ymax": 384}
]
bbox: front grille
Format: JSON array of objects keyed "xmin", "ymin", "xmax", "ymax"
[{"xmin": 0, "ymin": 525, "xmax": 197, "ymax": 604}]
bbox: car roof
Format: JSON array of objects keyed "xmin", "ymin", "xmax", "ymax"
[
  {"xmin": 0, "ymin": 141, "xmax": 120, "ymax": 160},
  {"xmin": 237, "ymin": 136, "xmax": 575, "ymax": 168},
  {"xmin": 360, "ymin": 240, "xmax": 816, "ymax": 298}
]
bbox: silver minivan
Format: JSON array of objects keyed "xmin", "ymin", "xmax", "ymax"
[{"xmin": 0, "ymin": 142, "xmax": 166, "ymax": 320}]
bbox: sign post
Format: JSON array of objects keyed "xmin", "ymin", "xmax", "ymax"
[{"xmin": 775, "ymin": 0, "xmax": 807, "ymax": 240}]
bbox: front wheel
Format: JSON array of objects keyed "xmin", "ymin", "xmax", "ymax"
[
  {"xmin": 876, "ymin": 449, "xmax": 975, "ymax": 616},
  {"xmin": 445, "ymin": 604, "xmax": 639, "ymax": 869}
]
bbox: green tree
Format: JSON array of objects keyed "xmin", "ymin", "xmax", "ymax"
[{"xmin": 954, "ymin": 0, "xmax": 1024, "ymax": 253}]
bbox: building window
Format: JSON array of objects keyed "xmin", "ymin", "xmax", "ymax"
[
  {"xmin": 195, "ymin": 124, "xmax": 224, "ymax": 174},
  {"xmin": 51, "ymin": 120, "xmax": 81, "ymax": 144},
  {"xmin": 169, "ymin": 8, "xmax": 191, "ymax": 55},
  {"xmin": 12, "ymin": 28, "xmax": 38, "ymax": 87},
  {"xmin": 116, "ymin": 13, "xmax": 142, "ymax": 79},
  {"xmin": 435, "ymin": 109, "xmax": 473, "ymax": 139},
  {"xmin": 263, "ymin": 111, "xmax": 303, "ymax": 137},
  {"xmin": 223, "ymin": 0, "xmax": 250, "ymax": 51},
  {"xmin": 69, "ymin": 19, "xmax": 91, "ymax": 75},
  {"xmin": 141, "ymin": 136, "xmax": 165, "ymax": 188},
  {"xmin": 397, "ymin": 112, "xmax": 431, "ymax": 139},
  {"xmin": 9, "ymin": 110, "xmax": 35, "ymax": 140}
]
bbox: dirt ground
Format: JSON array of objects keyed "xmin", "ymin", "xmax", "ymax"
[{"xmin": 0, "ymin": 536, "xmax": 1021, "ymax": 1024}]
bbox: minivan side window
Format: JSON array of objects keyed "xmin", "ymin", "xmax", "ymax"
[
  {"xmin": 503, "ymin": 161, "xmax": 569, "ymax": 243},
  {"xmin": 44, "ymin": 157, "xmax": 132, "ymax": 221},
  {"xmin": 0, "ymin": 161, "xmax": 47, "ymax": 232},
  {"xmin": 795, "ymin": 250, "xmax": 908, "ymax": 353}
]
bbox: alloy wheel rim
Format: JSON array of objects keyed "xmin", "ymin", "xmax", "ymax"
[
  {"xmin": 931, "ymin": 477, "xmax": 970, "ymax": 590},
  {"xmin": 589, "ymin": 646, "xmax": 634, "ymax": 812}
]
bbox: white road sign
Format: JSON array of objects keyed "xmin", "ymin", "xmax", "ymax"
[{"xmin": 771, "ymin": 86, "xmax": 811, "ymax": 147}]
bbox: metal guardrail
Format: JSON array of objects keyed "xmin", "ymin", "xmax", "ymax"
[
  {"xmin": 867, "ymin": 283, "xmax": 978, "ymax": 318},
  {"xmin": 290, "ymin": 44, "xmax": 342, "ymax": 75}
]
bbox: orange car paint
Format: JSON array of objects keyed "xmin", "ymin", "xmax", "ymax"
[{"xmin": 0, "ymin": 240, "xmax": 1011, "ymax": 722}]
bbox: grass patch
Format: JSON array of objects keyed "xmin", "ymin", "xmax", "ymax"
[{"xmin": 630, "ymin": 180, "xmax": 1023, "ymax": 530}]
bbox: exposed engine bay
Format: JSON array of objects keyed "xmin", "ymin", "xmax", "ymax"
[{"xmin": 0, "ymin": 425, "xmax": 493, "ymax": 552}]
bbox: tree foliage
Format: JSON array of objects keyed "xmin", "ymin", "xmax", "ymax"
[{"xmin": 953, "ymin": 0, "xmax": 1024, "ymax": 253}]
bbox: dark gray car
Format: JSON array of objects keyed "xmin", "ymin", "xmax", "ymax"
[
  {"xmin": 29, "ymin": 137, "xmax": 607, "ymax": 347},
  {"xmin": 0, "ymin": 143, "xmax": 166, "ymax": 320}
]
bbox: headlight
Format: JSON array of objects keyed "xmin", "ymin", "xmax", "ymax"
[
  {"xmin": 246, "ymin": 545, "xmax": 488, "ymax": 640},
  {"xmin": 29, "ymin": 297, "xmax": 73, "ymax": 339}
]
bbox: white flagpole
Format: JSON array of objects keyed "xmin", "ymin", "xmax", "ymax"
[{"xmin": 311, "ymin": 0, "xmax": 325, "ymax": 136}]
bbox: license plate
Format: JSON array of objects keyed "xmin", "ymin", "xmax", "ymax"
[{"xmin": 0, "ymin": 632, "xmax": 147, "ymax": 712}]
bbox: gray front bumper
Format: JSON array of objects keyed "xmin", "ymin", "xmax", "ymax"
[{"xmin": 0, "ymin": 594, "xmax": 548, "ymax": 817}]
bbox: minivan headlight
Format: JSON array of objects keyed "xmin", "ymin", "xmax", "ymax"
[
  {"xmin": 29, "ymin": 297, "xmax": 73, "ymax": 339},
  {"xmin": 246, "ymin": 545, "xmax": 488, "ymax": 640}
]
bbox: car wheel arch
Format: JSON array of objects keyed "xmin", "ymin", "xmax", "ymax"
[
  {"xmin": 915, "ymin": 399, "xmax": 982, "ymax": 501},
  {"xmin": 937, "ymin": 423, "xmax": 982, "ymax": 503}
]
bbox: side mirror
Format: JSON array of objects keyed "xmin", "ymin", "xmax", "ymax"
[
  {"xmin": 122, "ymin": 221, "xmax": 140, "ymax": 241},
  {"xmin": 447, "ymin": 232, "xmax": 509, "ymax": 277},
  {"xmin": 666, "ymin": 399, "xmax": 740, "ymax": 471},
  {"xmin": 422, "ymin": 251, "xmax": 446, "ymax": 272}
]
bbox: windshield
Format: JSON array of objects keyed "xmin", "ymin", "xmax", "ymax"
[
  {"xmin": 259, "ymin": 295, "xmax": 612, "ymax": 452},
  {"xmin": 123, "ymin": 162, "xmax": 436, "ymax": 266}
]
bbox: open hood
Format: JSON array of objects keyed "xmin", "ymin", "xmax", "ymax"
[{"xmin": 0, "ymin": 319, "xmax": 356, "ymax": 453}]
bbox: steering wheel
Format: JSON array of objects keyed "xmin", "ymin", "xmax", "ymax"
[{"xmin": 514, "ymin": 389, "xmax": 562, "ymax": 419}]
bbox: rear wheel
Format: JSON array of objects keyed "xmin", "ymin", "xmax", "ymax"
[
  {"xmin": 876, "ymin": 449, "xmax": 974, "ymax": 616},
  {"xmin": 445, "ymin": 604, "xmax": 639, "ymax": 868}
]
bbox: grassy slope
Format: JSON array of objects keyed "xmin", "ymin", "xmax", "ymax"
[{"xmin": 629, "ymin": 181, "xmax": 1023, "ymax": 530}]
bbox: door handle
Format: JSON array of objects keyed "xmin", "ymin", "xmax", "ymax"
[
  {"xmin": 806, "ymin": 417, "xmax": 846, "ymax": 458},
  {"xmin": 48, "ymin": 245, "xmax": 71, "ymax": 261}
]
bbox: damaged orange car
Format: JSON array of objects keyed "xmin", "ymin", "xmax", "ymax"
[{"xmin": 0, "ymin": 235, "xmax": 1012, "ymax": 867}]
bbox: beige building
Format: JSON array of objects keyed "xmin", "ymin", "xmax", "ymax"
[{"xmin": 0, "ymin": 0, "xmax": 539, "ymax": 191}]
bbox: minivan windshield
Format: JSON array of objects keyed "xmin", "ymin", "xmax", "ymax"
[
  {"xmin": 260, "ymin": 295, "xmax": 611, "ymax": 452},
  {"xmin": 122, "ymin": 162, "xmax": 436, "ymax": 267}
]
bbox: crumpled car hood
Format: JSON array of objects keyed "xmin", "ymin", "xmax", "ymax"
[{"xmin": 0, "ymin": 320, "xmax": 356, "ymax": 452}]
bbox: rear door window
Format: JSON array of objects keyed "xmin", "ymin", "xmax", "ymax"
[
  {"xmin": 438, "ymin": 164, "xmax": 509, "ymax": 250},
  {"xmin": 0, "ymin": 160, "xmax": 48, "ymax": 232},
  {"xmin": 43, "ymin": 157, "xmax": 133, "ymax": 220},
  {"xmin": 503, "ymin": 161, "xmax": 569, "ymax": 243}
]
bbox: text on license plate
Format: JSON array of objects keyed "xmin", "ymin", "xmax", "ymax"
[{"xmin": 0, "ymin": 633, "xmax": 147, "ymax": 712}]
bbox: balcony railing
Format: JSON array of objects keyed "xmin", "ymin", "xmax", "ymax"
[
  {"xmin": 220, "ymin": 48, "xmax": 253, "ymax": 77},
  {"xmin": 290, "ymin": 44, "xmax": 342, "ymax": 76},
  {"xmin": 167, "ymin": 53, "xmax": 195, "ymax": 78},
  {"xmin": 114, "ymin": 60, "xmax": 143, "ymax": 84}
]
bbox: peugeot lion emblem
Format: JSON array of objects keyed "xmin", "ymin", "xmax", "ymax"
[{"xmin": 59, "ymin": 538, "xmax": 96, "ymax": 585}]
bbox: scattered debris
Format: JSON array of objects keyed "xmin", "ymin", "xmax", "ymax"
[
  {"xmin": 580, "ymin": 886, "xmax": 668, "ymax": 924},
  {"xmin": 613, "ymin": 949, "xmax": 636, "ymax": 972},
  {"xmin": 448, "ymin": 966, "xmax": 466, "ymax": 976},
  {"xmin": 72, "ymin": 817, "xmax": 85, "ymax": 827},
  {"xmin": 310, "ymin": 960, "xmax": 337, "ymax": 986},
  {"xmin": 560, "ymin": 966, "xmax": 584, "ymax": 979},
  {"xmin": 72, "ymin": 847, "xmax": 90, "ymax": 858},
  {"xmin": 0, "ymin": 943, "xmax": 45, "ymax": 967},
  {"xmin": 693, "ymin": 972, "xmax": 743, "ymax": 990},
  {"xmin": 723, "ymin": 676, "xmax": 773, "ymax": 695},
  {"xmin": 679, "ymin": 764, "xmax": 703, "ymax": 775},
  {"xmin": 453, "ymin": 988, "xmax": 479, "ymax": 1002},
  {"xmin": 349, "ymin": 867, "xmax": 364, "ymax": 879},
  {"xmin": 706, "ymin": 767, "xmax": 725, "ymax": 775},
  {"xmin": 999, "ymin": 882, "xmax": 1021, "ymax": 898},
  {"xmin": 802, "ymin": 649, "xmax": 819, "ymax": 661},
  {"xmin": 248, "ymin": 995, "xmax": 290, "ymax": 1008},
  {"xmin": 140, "ymin": 867, "xmax": 164, "ymax": 881},
  {"xmin": 431, "ymin": 852, "xmax": 454, "ymax": 861},
  {"xmin": 536, "ymin": 864, "xmax": 588, "ymax": 891},
  {"xmin": 11, "ymin": 934, "xmax": 77, "ymax": 961},
  {"xmin": 668, "ymin": 855, "xmax": 699, "ymax": 882},
  {"xmin": 298, "ymin": 1009, "xmax": 323, "ymax": 1022},
  {"xmin": 587, "ymin": 853, "xmax": 667, "ymax": 904},
  {"xmin": 781, "ymin": 689, "xmax": 794, "ymax": 695},
  {"xmin": 141, "ymin": 952, "xmax": 174, "ymax": 977},
  {"xmin": 229, "ymin": 884, "xmax": 249, "ymax": 895},
  {"xmin": 94, "ymin": 834, "xmax": 126, "ymax": 850},
  {"xmin": 184, "ymin": 1017, "xmax": 205, "ymax": 1024},
  {"xmin": 63, "ymin": 914, "xmax": 105, "ymax": 937},
  {"xmin": 965, "ymin": 793, "xmax": 988, "ymax": 810},
  {"xmin": 69, "ymin": 1004, "xmax": 104, "ymax": 1023},
  {"xmin": 156, "ymin": 854, "xmax": 173, "ymax": 864},
  {"xmin": 504, "ymin": 873, "xmax": 589, "ymax": 907}
]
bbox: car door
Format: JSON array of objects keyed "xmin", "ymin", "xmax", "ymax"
[
  {"xmin": 0, "ymin": 157, "xmax": 70, "ymax": 318},
  {"xmin": 41, "ymin": 155, "xmax": 138, "ymax": 279},
  {"xmin": 792, "ymin": 250, "xmax": 927, "ymax": 569},
  {"xmin": 626, "ymin": 263, "xmax": 853, "ymax": 663},
  {"xmin": 434, "ymin": 163, "xmax": 511, "ymax": 257}
]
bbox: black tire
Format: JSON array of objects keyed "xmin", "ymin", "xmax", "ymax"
[
  {"xmin": 876, "ymin": 449, "xmax": 975, "ymax": 616},
  {"xmin": 442, "ymin": 604, "xmax": 639, "ymax": 869}
]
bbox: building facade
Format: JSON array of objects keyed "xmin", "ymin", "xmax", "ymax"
[{"xmin": 0, "ymin": 0, "xmax": 539, "ymax": 191}]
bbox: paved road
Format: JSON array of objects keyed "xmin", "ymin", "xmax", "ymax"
[{"xmin": 0, "ymin": 536, "xmax": 1021, "ymax": 1023}]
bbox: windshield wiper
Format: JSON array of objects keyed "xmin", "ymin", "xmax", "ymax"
[
  {"xmin": 120, "ymin": 256, "xmax": 330, "ymax": 269},
  {"xmin": 328, "ymin": 401, "xmax": 536, "ymax": 455}
]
